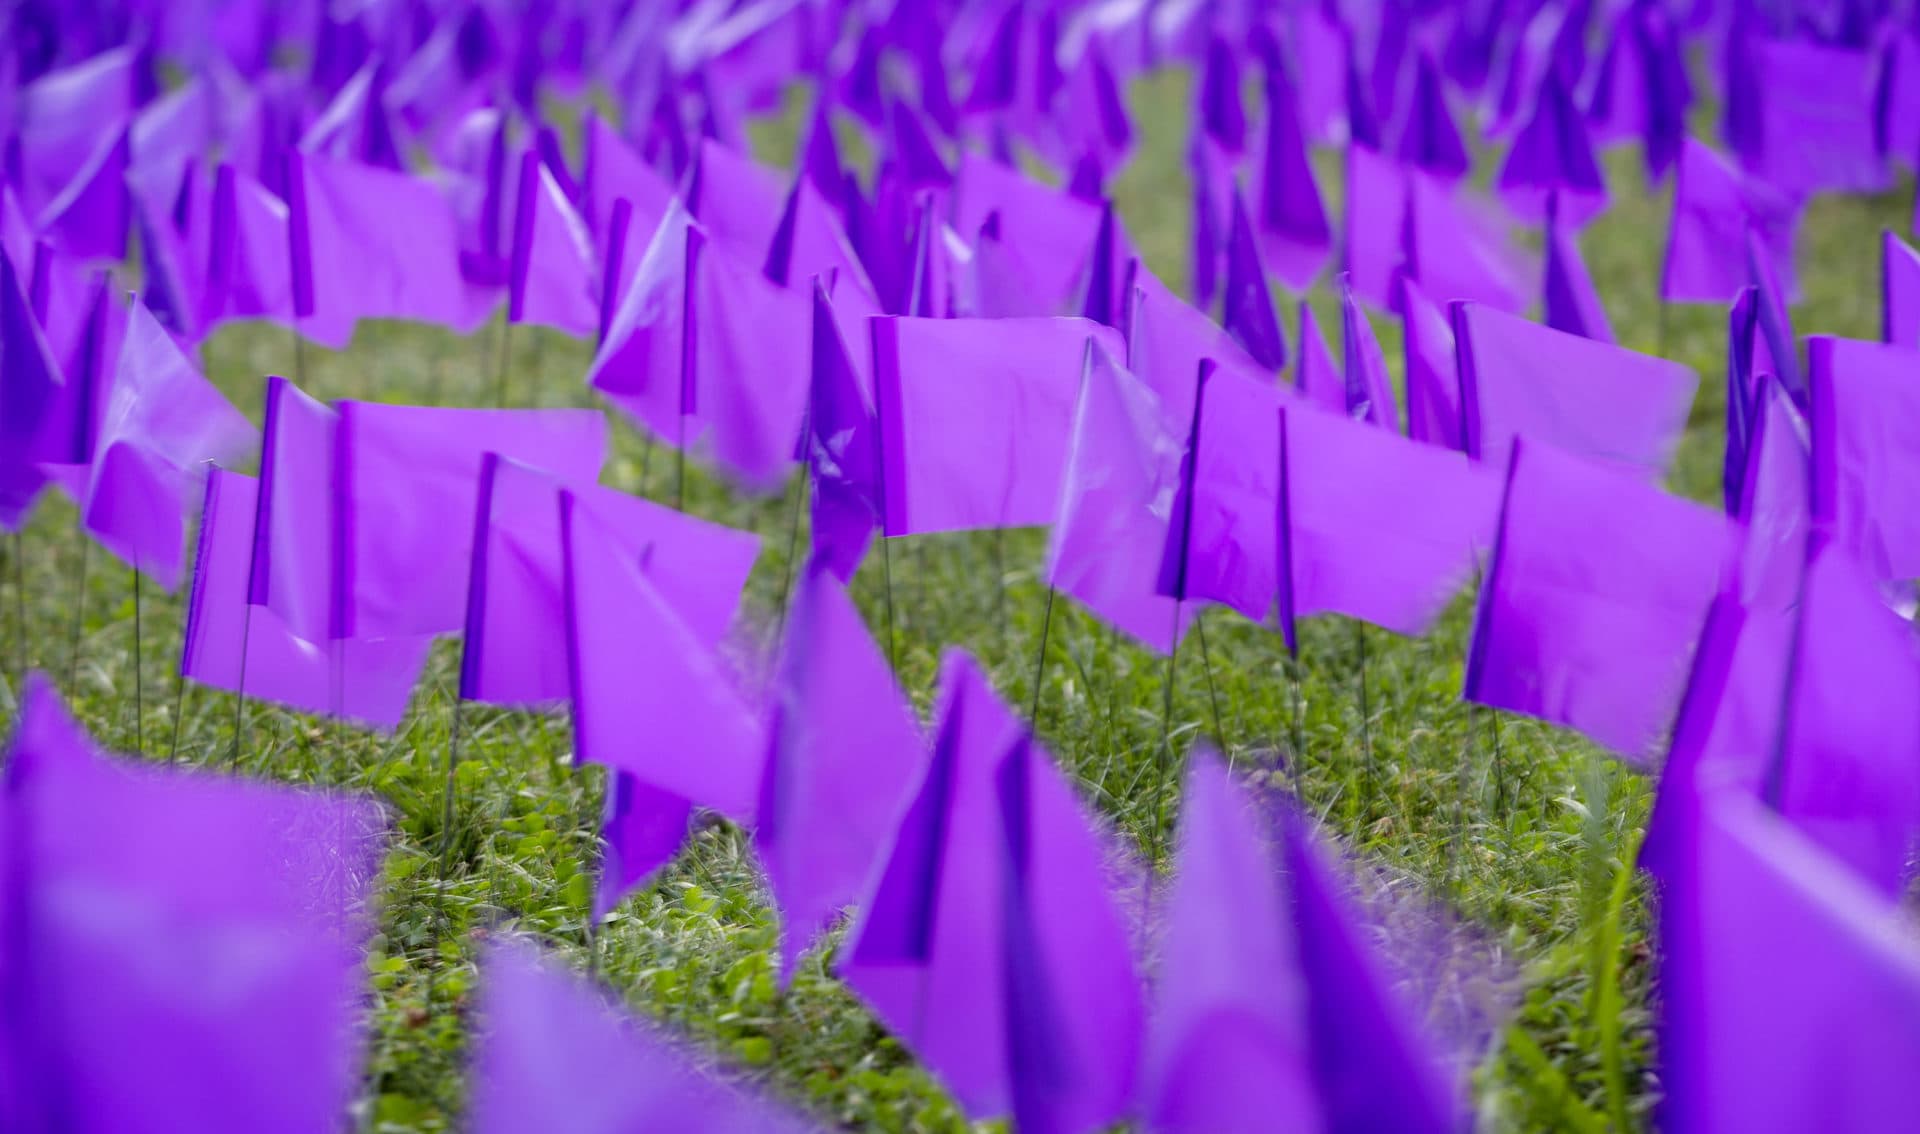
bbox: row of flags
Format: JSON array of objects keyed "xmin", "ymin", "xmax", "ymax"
[{"xmin": 2, "ymin": 0, "xmax": 1919, "ymax": 1130}]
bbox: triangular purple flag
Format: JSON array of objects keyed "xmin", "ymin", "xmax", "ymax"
[
  {"xmin": 1542, "ymin": 196, "xmax": 1615, "ymax": 342},
  {"xmin": 1497, "ymin": 68, "xmax": 1607, "ymax": 225},
  {"xmin": 1220, "ymin": 186, "xmax": 1289, "ymax": 372},
  {"xmin": 1661, "ymin": 138, "xmax": 1800, "ymax": 306},
  {"xmin": 1395, "ymin": 51, "xmax": 1469, "ymax": 180},
  {"xmin": 1339, "ymin": 276, "xmax": 1397, "ymax": 429},
  {"xmin": 805, "ymin": 277, "xmax": 881, "ymax": 581},
  {"xmin": 1199, "ymin": 34, "xmax": 1247, "ymax": 155},
  {"xmin": 1342, "ymin": 144, "xmax": 1408, "ymax": 310},
  {"xmin": 1293, "ymin": 299, "xmax": 1342, "ymax": 414},
  {"xmin": 1253, "ymin": 61, "xmax": 1332, "ymax": 291}
]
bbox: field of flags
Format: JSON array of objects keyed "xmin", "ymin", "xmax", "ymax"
[{"xmin": 3, "ymin": 0, "xmax": 1920, "ymax": 1130}]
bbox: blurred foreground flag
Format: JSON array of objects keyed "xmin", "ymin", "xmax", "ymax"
[{"xmin": 0, "ymin": 677, "xmax": 387, "ymax": 1133}]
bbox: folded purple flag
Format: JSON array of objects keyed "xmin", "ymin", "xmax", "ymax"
[
  {"xmin": 1452, "ymin": 301, "xmax": 1696, "ymax": 479},
  {"xmin": 1465, "ymin": 438, "xmax": 1730, "ymax": 761},
  {"xmin": 1497, "ymin": 69, "xmax": 1607, "ymax": 226},
  {"xmin": 1808, "ymin": 335, "xmax": 1920, "ymax": 584},
  {"xmin": 507, "ymin": 149, "xmax": 597, "ymax": 338},
  {"xmin": 1395, "ymin": 272, "xmax": 1464, "ymax": 451},
  {"xmin": 1881, "ymin": 230, "xmax": 1920, "ymax": 349},
  {"xmin": 1731, "ymin": 375, "xmax": 1810, "ymax": 611},
  {"xmin": 80, "ymin": 296, "xmax": 256, "ymax": 589},
  {"xmin": 1144, "ymin": 752, "xmax": 1322, "ymax": 1131},
  {"xmin": 1542, "ymin": 198, "xmax": 1614, "ymax": 342},
  {"xmin": 952, "ymin": 152, "xmax": 1119, "ymax": 319},
  {"xmin": 299, "ymin": 59, "xmax": 403, "ymax": 171},
  {"xmin": 1661, "ymin": 138, "xmax": 1799, "ymax": 306},
  {"xmin": 561, "ymin": 491, "xmax": 763, "ymax": 823},
  {"xmin": 1199, "ymin": 33, "xmax": 1248, "ymax": 155},
  {"xmin": 841, "ymin": 651, "xmax": 1142, "ymax": 1130},
  {"xmin": 1395, "ymin": 50, "xmax": 1469, "ymax": 180},
  {"xmin": 288, "ymin": 150, "xmax": 497, "ymax": 349},
  {"xmin": 1046, "ymin": 337, "xmax": 1189, "ymax": 652},
  {"xmin": 1122, "ymin": 259, "xmax": 1267, "ymax": 437},
  {"xmin": 1053, "ymin": 38, "xmax": 1133, "ymax": 173},
  {"xmin": 0, "ymin": 676, "xmax": 386, "ymax": 1132},
  {"xmin": 580, "ymin": 111, "xmax": 676, "ymax": 247},
  {"xmin": 461, "ymin": 454, "xmax": 759, "ymax": 707},
  {"xmin": 758, "ymin": 561, "xmax": 926, "ymax": 983},
  {"xmin": 1253, "ymin": 61, "xmax": 1332, "ymax": 291},
  {"xmin": 805, "ymin": 277, "xmax": 882, "ymax": 581},
  {"xmin": 1403, "ymin": 172, "xmax": 1533, "ymax": 314},
  {"xmin": 1340, "ymin": 276, "xmax": 1397, "ymax": 429},
  {"xmin": 762, "ymin": 173, "xmax": 876, "ymax": 305},
  {"xmin": 206, "ymin": 161, "xmax": 296, "ymax": 331},
  {"xmin": 1658, "ymin": 790, "xmax": 1920, "ymax": 1134},
  {"xmin": 873, "ymin": 314, "xmax": 1123, "ymax": 534},
  {"xmin": 11, "ymin": 48, "xmax": 138, "ymax": 220},
  {"xmin": 473, "ymin": 940, "xmax": 816, "ymax": 1134},
  {"xmin": 0, "ymin": 247, "xmax": 68, "ymax": 527},
  {"xmin": 1161, "ymin": 362, "xmax": 1285, "ymax": 624},
  {"xmin": 1220, "ymin": 186, "xmax": 1288, "ymax": 372},
  {"xmin": 1293, "ymin": 299, "xmax": 1342, "ymax": 414},
  {"xmin": 35, "ymin": 127, "xmax": 131, "ymax": 263},
  {"xmin": 1282, "ymin": 404, "xmax": 1502, "ymax": 640},
  {"xmin": 182, "ymin": 468, "xmax": 432, "ymax": 730},
  {"xmin": 686, "ymin": 136, "xmax": 788, "ymax": 265}
]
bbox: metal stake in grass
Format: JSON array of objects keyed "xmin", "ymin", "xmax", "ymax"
[
  {"xmin": 131, "ymin": 567, "xmax": 144, "ymax": 753},
  {"xmin": 1353, "ymin": 619, "xmax": 1376, "ymax": 836},
  {"xmin": 229, "ymin": 600, "xmax": 253, "ymax": 765},
  {"xmin": 13, "ymin": 530, "xmax": 29, "ymax": 681},
  {"xmin": 66, "ymin": 538, "xmax": 89, "ymax": 689}
]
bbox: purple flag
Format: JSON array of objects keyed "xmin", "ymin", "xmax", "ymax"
[
  {"xmin": 1046, "ymin": 338, "xmax": 1189, "ymax": 652},
  {"xmin": 1497, "ymin": 69, "xmax": 1607, "ymax": 226},
  {"xmin": 287, "ymin": 150, "xmax": 498, "ymax": 348},
  {"xmin": 0, "ymin": 247, "xmax": 67, "ymax": 527},
  {"xmin": 1293, "ymin": 299, "xmax": 1342, "ymax": 414},
  {"xmin": 1339, "ymin": 276, "xmax": 1397, "ymax": 429},
  {"xmin": 873, "ymin": 315, "xmax": 1123, "ymax": 535},
  {"xmin": 758, "ymin": 561, "xmax": 926, "ymax": 982},
  {"xmin": 580, "ymin": 111, "xmax": 676, "ymax": 247},
  {"xmin": 0, "ymin": 676, "xmax": 386, "ymax": 1133},
  {"xmin": 1731, "ymin": 375, "xmax": 1810, "ymax": 611},
  {"xmin": 1734, "ymin": 38, "xmax": 1888, "ymax": 197},
  {"xmin": 461, "ymin": 454, "xmax": 759, "ymax": 707},
  {"xmin": 1253, "ymin": 61, "xmax": 1332, "ymax": 291},
  {"xmin": 1198, "ymin": 33, "xmax": 1247, "ymax": 155},
  {"xmin": 561, "ymin": 491, "xmax": 763, "ymax": 823},
  {"xmin": 1395, "ymin": 51, "xmax": 1469, "ymax": 180},
  {"xmin": 1465, "ymin": 438, "xmax": 1731, "ymax": 761},
  {"xmin": 687, "ymin": 136, "xmax": 789, "ymax": 265},
  {"xmin": 1452, "ymin": 301, "xmax": 1696, "ymax": 479},
  {"xmin": 182, "ymin": 468, "xmax": 431, "ymax": 730},
  {"xmin": 1808, "ymin": 335, "xmax": 1920, "ymax": 585},
  {"xmin": 473, "ymin": 940, "xmax": 816, "ymax": 1134},
  {"xmin": 1403, "ymin": 172, "xmax": 1533, "ymax": 314},
  {"xmin": 11, "ymin": 48, "xmax": 138, "ymax": 221},
  {"xmin": 1282, "ymin": 403, "xmax": 1502, "ymax": 640},
  {"xmin": 595, "ymin": 770, "xmax": 696, "ymax": 921},
  {"xmin": 840, "ymin": 651, "xmax": 1142, "ymax": 1130},
  {"xmin": 299, "ymin": 59, "xmax": 403, "ymax": 171},
  {"xmin": 1144, "ymin": 752, "xmax": 1321, "ymax": 1131},
  {"xmin": 1542, "ymin": 197, "xmax": 1615, "ymax": 342},
  {"xmin": 1881, "ymin": 229, "xmax": 1920, "ymax": 349},
  {"xmin": 1395, "ymin": 271, "xmax": 1464, "ymax": 451},
  {"xmin": 1160, "ymin": 362, "xmax": 1285, "ymax": 624},
  {"xmin": 805, "ymin": 277, "xmax": 881, "ymax": 581},
  {"xmin": 507, "ymin": 149, "xmax": 597, "ymax": 338},
  {"xmin": 206, "ymin": 161, "xmax": 296, "ymax": 331},
  {"xmin": 1658, "ymin": 790, "xmax": 1920, "ymax": 1134},
  {"xmin": 1343, "ymin": 145, "xmax": 1407, "ymax": 310},
  {"xmin": 80, "ymin": 296, "xmax": 255, "ymax": 589},
  {"xmin": 762, "ymin": 173, "xmax": 875, "ymax": 305},
  {"xmin": 1220, "ymin": 186, "xmax": 1288, "ymax": 372},
  {"xmin": 35, "ymin": 127, "xmax": 131, "ymax": 264},
  {"xmin": 1660, "ymin": 138, "xmax": 1799, "ymax": 306},
  {"xmin": 951, "ymin": 151, "xmax": 1130, "ymax": 318},
  {"xmin": 1122, "ymin": 259, "xmax": 1267, "ymax": 436}
]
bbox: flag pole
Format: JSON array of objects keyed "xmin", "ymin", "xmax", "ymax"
[
  {"xmin": 1026, "ymin": 584, "xmax": 1057, "ymax": 731},
  {"xmin": 13, "ymin": 531, "xmax": 29, "ymax": 681},
  {"xmin": 132, "ymin": 567, "xmax": 144, "ymax": 753},
  {"xmin": 66, "ymin": 537, "xmax": 89, "ymax": 689},
  {"xmin": 1353, "ymin": 619, "xmax": 1376, "ymax": 837},
  {"xmin": 229, "ymin": 600, "xmax": 252, "ymax": 765},
  {"xmin": 1147, "ymin": 597, "xmax": 1186, "ymax": 870},
  {"xmin": 1192, "ymin": 608, "xmax": 1229, "ymax": 756}
]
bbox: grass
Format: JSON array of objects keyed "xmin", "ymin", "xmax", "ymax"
[{"xmin": 1, "ymin": 69, "xmax": 1907, "ymax": 1132}]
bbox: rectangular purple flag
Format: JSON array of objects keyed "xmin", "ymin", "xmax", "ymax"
[
  {"xmin": 1395, "ymin": 272, "xmax": 1463, "ymax": 451},
  {"xmin": 1661, "ymin": 138, "xmax": 1799, "ymax": 306},
  {"xmin": 1881, "ymin": 230, "xmax": 1920, "ymax": 349},
  {"xmin": 507, "ymin": 150, "xmax": 597, "ymax": 339},
  {"xmin": 1465, "ymin": 438, "xmax": 1731, "ymax": 762},
  {"xmin": 1807, "ymin": 335, "xmax": 1920, "ymax": 585},
  {"xmin": 1160, "ymin": 361, "xmax": 1286, "ymax": 625},
  {"xmin": 1122, "ymin": 259, "xmax": 1266, "ymax": 437}
]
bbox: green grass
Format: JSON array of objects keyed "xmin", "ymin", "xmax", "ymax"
[{"xmin": 1, "ymin": 70, "xmax": 1906, "ymax": 1132}]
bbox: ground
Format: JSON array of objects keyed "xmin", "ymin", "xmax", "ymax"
[{"xmin": 4, "ymin": 70, "xmax": 1906, "ymax": 1132}]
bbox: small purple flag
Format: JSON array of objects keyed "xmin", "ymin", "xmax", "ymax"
[
  {"xmin": 1343, "ymin": 144, "xmax": 1408, "ymax": 311},
  {"xmin": 1122, "ymin": 259, "xmax": 1267, "ymax": 436},
  {"xmin": 1660, "ymin": 138, "xmax": 1799, "ymax": 306},
  {"xmin": 758, "ymin": 561, "xmax": 927, "ymax": 983},
  {"xmin": 561, "ymin": 491, "xmax": 763, "ymax": 824},
  {"xmin": 1452, "ymin": 301, "xmax": 1696, "ymax": 479},
  {"xmin": 685, "ymin": 136, "xmax": 789, "ymax": 265},
  {"xmin": 1046, "ymin": 337, "xmax": 1189, "ymax": 653},
  {"xmin": 1881, "ymin": 229, "xmax": 1920, "ymax": 349},
  {"xmin": 1293, "ymin": 299, "xmax": 1342, "ymax": 414},
  {"xmin": 952, "ymin": 152, "xmax": 1121, "ymax": 319},
  {"xmin": 873, "ymin": 315, "xmax": 1123, "ymax": 535},
  {"xmin": 1220, "ymin": 186, "xmax": 1288, "ymax": 372},
  {"xmin": 507, "ymin": 149, "xmax": 597, "ymax": 339},
  {"xmin": 1542, "ymin": 197, "xmax": 1615, "ymax": 342},
  {"xmin": 1403, "ymin": 171, "xmax": 1534, "ymax": 314},
  {"xmin": 805, "ymin": 277, "xmax": 881, "ymax": 581},
  {"xmin": 1497, "ymin": 68, "xmax": 1607, "ymax": 226},
  {"xmin": 1808, "ymin": 335, "xmax": 1920, "ymax": 585},
  {"xmin": 580, "ymin": 111, "xmax": 676, "ymax": 247},
  {"xmin": 182, "ymin": 468, "xmax": 431, "ymax": 730},
  {"xmin": 473, "ymin": 940, "xmax": 816, "ymax": 1134},
  {"xmin": 1253, "ymin": 61, "xmax": 1332, "ymax": 291},
  {"xmin": 1465, "ymin": 438, "xmax": 1731, "ymax": 761},
  {"xmin": 1395, "ymin": 50, "xmax": 1469, "ymax": 181},
  {"xmin": 206, "ymin": 161, "xmax": 296, "ymax": 331},
  {"xmin": 1159, "ymin": 362, "xmax": 1286, "ymax": 625},
  {"xmin": 1733, "ymin": 37, "xmax": 1888, "ymax": 197},
  {"xmin": 0, "ymin": 676, "xmax": 387, "ymax": 1132},
  {"xmin": 1395, "ymin": 271, "xmax": 1464, "ymax": 451},
  {"xmin": 1339, "ymin": 275, "xmax": 1397, "ymax": 429},
  {"xmin": 0, "ymin": 247, "xmax": 66, "ymax": 527}
]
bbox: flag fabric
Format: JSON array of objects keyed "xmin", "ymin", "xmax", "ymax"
[
  {"xmin": 206, "ymin": 161, "xmax": 297, "ymax": 331},
  {"xmin": 1452, "ymin": 301, "xmax": 1696, "ymax": 479},
  {"xmin": 1253, "ymin": 63, "xmax": 1331, "ymax": 291},
  {"xmin": 1542, "ymin": 197, "xmax": 1614, "ymax": 342},
  {"xmin": 873, "ymin": 314, "xmax": 1123, "ymax": 535},
  {"xmin": 1395, "ymin": 51, "xmax": 1469, "ymax": 180},
  {"xmin": 0, "ymin": 247, "xmax": 68, "ymax": 527},
  {"xmin": 1293, "ymin": 299, "xmax": 1343, "ymax": 415},
  {"xmin": 1395, "ymin": 272, "xmax": 1463, "ymax": 452},
  {"xmin": 181, "ymin": 468, "xmax": 433, "ymax": 730},
  {"xmin": 1339, "ymin": 277, "xmax": 1397, "ymax": 429},
  {"xmin": 1808, "ymin": 335, "xmax": 1920, "ymax": 585},
  {"xmin": 1342, "ymin": 145, "xmax": 1406, "ymax": 309},
  {"xmin": 1220, "ymin": 187, "xmax": 1288, "ymax": 372},
  {"xmin": 1660, "ymin": 138, "xmax": 1799, "ymax": 305},
  {"xmin": 0, "ymin": 676, "xmax": 387, "ymax": 1133},
  {"xmin": 757, "ymin": 560, "xmax": 927, "ymax": 983},
  {"xmin": 804, "ymin": 277, "xmax": 882, "ymax": 580},
  {"xmin": 579, "ymin": 111, "xmax": 676, "ymax": 247},
  {"xmin": 472, "ymin": 940, "xmax": 817, "ymax": 1134},
  {"xmin": 1496, "ymin": 69, "xmax": 1607, "ymax": 226},
  {"xmin": 1402, "ymin": 171, "xmax": 1533, "ymax": 315},
  {"xmin": 507, "ymin": 149, "xmax": 598, "ymax": 339},
  {"xmin": 951, "ymin": 152, "xmax": 1124, "ymax": 319},
  {"xmin": 1159, "ymin": 361, "xmax": 1286, "ymax": 625},
  {"xmin": 1881, "ymin": 230, "xmax": 1920, "ymax": 349},
  {"xmin": 1046, "ymin": 338, "xmax": 1189, "ymax": 653},
  {"xmin": 1121, "ymin": 258, "xmax": 1266, "ymax": 438},
  {"xmin": 1465, "ymin": 438, "xmax": 1731, "ymax": 761},
  {"xmin": 1731, "ymin": 38, "xmax": 1888, "ymax": 197}
]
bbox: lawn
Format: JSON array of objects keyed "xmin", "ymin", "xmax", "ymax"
[{"xmin": 4, "ymin": 68, "xmax": 1907, "ymax": 1132}]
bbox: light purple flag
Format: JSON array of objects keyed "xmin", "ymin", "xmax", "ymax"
[
  {"xmin": 952, "ymin": 151, "xmax": 1118, "ymax": 318},
  {"xmin": 1342, "ymin": 146, "xmax": 1407, "ymax": 310},
  {"xmin": 1339, "ymin": 276, "xmax": 1397, "ymax": 429},
  {"xmin": 1403, "ymin": 172, "xmax": 1534, "ymax": 314},
  {"xmin": 841, "ymin": 651, "xmax": 1142, "ymax": 1130},
  {"xmin": 873, "ymin": 315, "xmax": 1124, "ymax": 535},
  {"xmin": 1736, "ymin": 38, "xmax": 1888, "ymax": 197},
  {"xmin": 1497, "ymin": 69, "xmax": 1607, "ymax": 226},
  {"xmin": 1144, "ymin": 752, "xmax": 1322, "ymax": 1132},
  {"xmin": 758, "ymin": 561, "xmax": 927, "ymax": 983},
  {"xmin": 1731, "ymin": 375, "xmax": 1810, "ymax": 611},
  {"xmin": 1465, "ymin": 438, "xmax": 1731, "ymax": 762},
  {"xmin": 1281, "ymin": 403, "xmax": 1502, "ymax": 641},
  {"xmin": 1293, "ymin": 299, "xmax": 1342, "ymax": 414},
  {"xmin": 687, "ymin": 136, "xmax": 788, "ymax": 265},
  {"xmin": 81, "ymin": 297, "xmax": 255, "ymax": 590},
  {"xmin": 1660, "ymin": 138, "xmax": 1800, "ymax": 306},
  {"xmin": 473, "ymin": 940, "xmax": 816, "ymax": 1134},
  {"xmin": 182, "ymin": 468, "xmax": 432, "ymax": 730},
  {"xmin": 1161, "ymin": 362, "xmax": 1285, "ymax": 625},
  {"xmin": 0, "ymin": 676, "xmax": 386, "ymax": 1133},
  {"xmin": 461, "ymin": 454, "xmax": 760, "ymax": 707},
  {"xmin": 1221, "ymin": 186, "xmax": 1288, "ymax": 373},
  {"xmin": 1046, "ymin": 338, "xmax": 1189, "ymax": 653},
  {"xmin": 1122, "ymin": 259, "xmax": 1268, "ymax": 437},
  {"xmin": 1052, "ymin": 38, "xmax": 1134, "ymax": 173},
  {"xmin": 11, "ymin": 49, "xmax": 138, "ymax": 220},
  {"xmin": 561, "ymin": 492, "xmax": 763, "ymax": 823},
  {"xmin": 1452, "ymin": 301, "xmax": 1697, "ymax": 479},
  {"xmin": 1542, "ymin": 197, "xmax": 1614, "ymax": 342},
  {"xmin": 35, "ymin": 127, "xmax": 132, "ymax": 264},
  {"xmin": 1658, "ymin": 790, "xmax": 1920, "ymax": 1134},
  {"xmin": 762, "ymin": 173, "xmax": 876, "ymax": 305},
  {"xmin": 1395, "ymin": 272, "xmax": 1463, "ymax": 451},
  {"xmin": 507, "ymin": 150, "xmax": 597, "ymax": 339},
  {"xmin": 298, "ymin": 59, "xmax": 403, "ymax": 171},
  {"xmin": 1808, "ymin": 335, "xmax": 1920, "ymax": 585},
  {"xmin": 1253, "ymin": 61, "xmax": 1331, "ymax": 290},
  {"xmin": 580, "ymin": 111, "xmax": 676, "ymax": 247},
  {"xmin": 206, "ymin": 161, "xmax": 296, "ymax": 331},
  {"xmin": 1881, "ymin": 229, "xmax": 1920, "ymax": 349},
  {"xmin": 288, "ymin": 150, "xmax": 498, "ymax": 349},
  {"xmin": 805, "ymin": 277, "xmax": 881, "ymax": 581}
]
